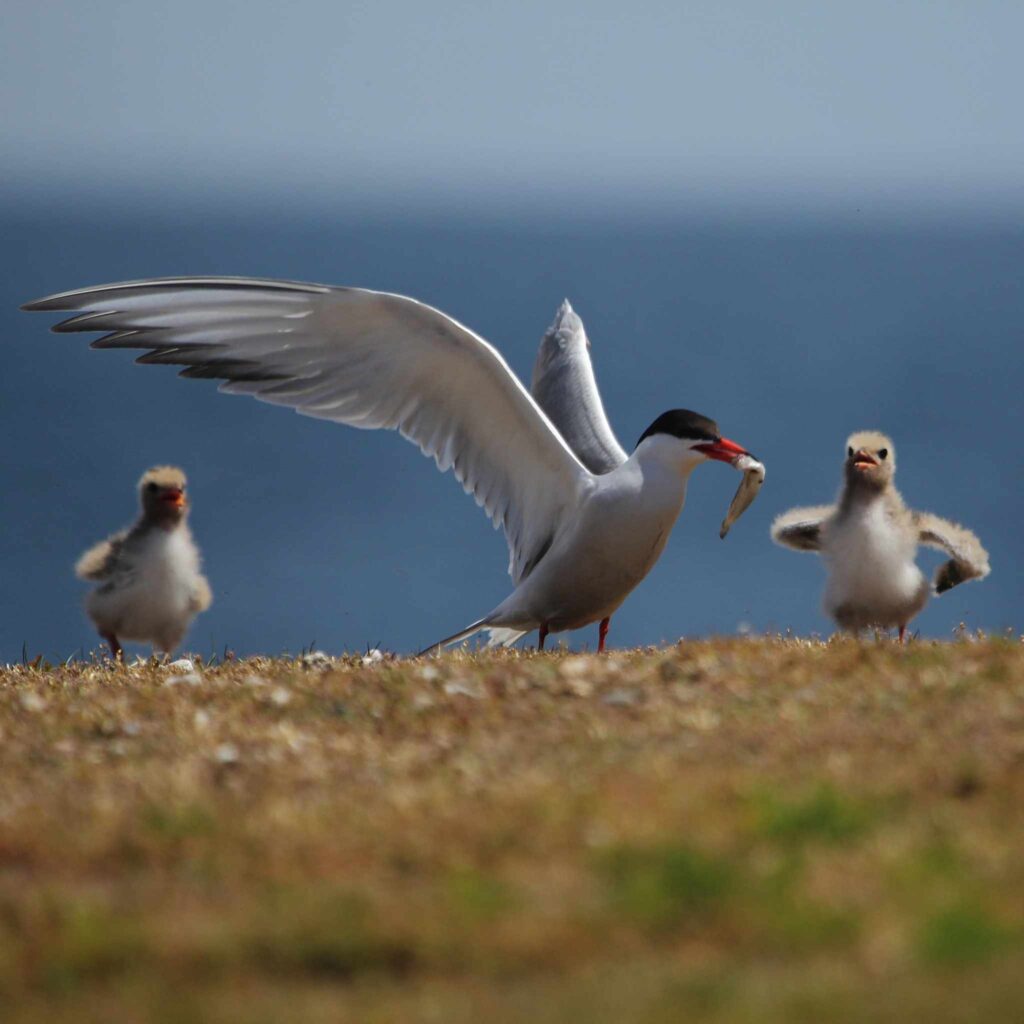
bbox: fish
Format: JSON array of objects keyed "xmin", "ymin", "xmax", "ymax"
[{"xmin": 719, "ymin": 454, "xmax": 765, "ymax": 539}]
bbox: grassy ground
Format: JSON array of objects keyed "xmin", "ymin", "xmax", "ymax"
[{"xmin": 2, "ymin": 637, "xmax": 1023, "ymax": 1022}]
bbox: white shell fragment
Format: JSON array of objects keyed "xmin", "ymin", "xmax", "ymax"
[{"xmin": 719, "ymin": 454, "xmax": 766, "ymax": 539}]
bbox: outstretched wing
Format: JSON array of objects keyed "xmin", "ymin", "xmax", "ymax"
[
  {"xmin": 914, "ymin": 511, "xmax": 991, "ymax": 594},
  {"xmin": 530, "ymin": 300, "xmax": 627, "ymax": 474},
  {"xmin": 25, "ymin": 278, "xmax": 591, "ymax": 584},
  {"xmin": 75, "ymin": 533, "xmax": 126, "ymax": 581},
  {"xmin": 770, "ymin": 505, "xmax": 834, "ymax": 552}
]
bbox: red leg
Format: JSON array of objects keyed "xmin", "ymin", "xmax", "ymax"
[
  {"xmin": 598, "ymin": 617, "xmax": 610, "ymax": 653},
  {"xmin": 538, "ymin": 623, "xmax": 548, "ymax": 651},
  {"xmin": 103, "ymin": 633, "xmax": 123, "ymax": 661},
  {"xmin": 898, "ymin": 625, "xmax": 907, "ymax": 645}
]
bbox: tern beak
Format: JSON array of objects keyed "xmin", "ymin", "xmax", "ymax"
[
  {"xmin": 852, "ymin": 449, "xmax": 877, "ymax": 470},
  {"xmin": 162, "ymin": 488, "xmax": 186, "ymax": 508},
  {"xmin": 694, "ymin": 437, "xmax": 750, "ymax": 464}
]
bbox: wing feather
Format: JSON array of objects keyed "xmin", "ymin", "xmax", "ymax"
[
  {"xmin": 25, "ymin": 277, "xmax": 590, "ymax": 583},
  {"xmin": 914, "ymin": 511, "xmax": 991, "ymax": 593},
  {"xmin": 75, "ymin": 532, "xmax": 126, "ymax": 580},
  {"xmin": 770, "ymin": 505, "xmax": 834, "ymax": 552},
  {"xmin": 530, "ymin": 301, "xmax": 627, "ymax": 474}
]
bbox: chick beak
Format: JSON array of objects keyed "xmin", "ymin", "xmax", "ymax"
[
  {"xmin": 162, "ymin": 488, "xmax": 186, "ymax": 508},
  {"xmin": 852, "ymin": 449, "xmax": 877, "ymax": 471},
  {"xmin": 693, "ymin": 437, "xmax": 750, "ymax": 464}
]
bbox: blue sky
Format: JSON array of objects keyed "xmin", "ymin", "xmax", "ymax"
[{"xmin": 4, "ymin": 1, "xmax": 1024, "ymax": 215}]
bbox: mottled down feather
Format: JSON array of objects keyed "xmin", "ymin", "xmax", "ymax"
[{"xmin": 75, "ymin": 532, "xmax": 126, "ymax": 580}]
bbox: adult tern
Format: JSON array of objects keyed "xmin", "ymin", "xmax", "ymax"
[{"xmin": 24, "ymin": 278, "xmax": 758, "ymax": 653}]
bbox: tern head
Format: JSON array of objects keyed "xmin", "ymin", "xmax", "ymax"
[
  {"xmin": 139, "ymin": 465, "xmax": 189, "ymax": 526},
  {"xmin": 843, "ymin": 431, "xmax": 895, "ymax": 491},
  {"xmin": 635, "ymin": 410, "xmax": 751, "ymax": 472}
]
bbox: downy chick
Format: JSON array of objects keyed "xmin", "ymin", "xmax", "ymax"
[
  {"xmin": 771, "ymin": 432, "xmax": 989, "ymax": 641},
  {"xmin": 76, "ymin": 466, "xmax": 212, "ymax": 658}
]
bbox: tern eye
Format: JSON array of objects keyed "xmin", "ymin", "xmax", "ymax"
[
  {"xmin": 878, "ymin": 449, "xmax": 888, "ymax": 460},
  {"xmin": 146, "ymin": 482, "xmax": 158, "ymax": 493},
  {"xmin": 847, "ymin": 447, "xmax": 854, "ymax": 457}
]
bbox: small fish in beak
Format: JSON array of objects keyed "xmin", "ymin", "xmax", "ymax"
[{"xmin": 719, "ymin": 452, "xmax": 766, "ymax": 539}]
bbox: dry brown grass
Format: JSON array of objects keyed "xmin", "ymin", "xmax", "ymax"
[{"xmin": 2, "ymin": 636, "xmax": 1024, "ymax": 1022}]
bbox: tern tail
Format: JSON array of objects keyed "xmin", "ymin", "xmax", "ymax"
[
  {"xmin": 417, "ymin": 618, "xmax": 491, "ymax": 657},
  {"xmin": 417, "ymin": 619, "xmax": 529, "ymax": 657}
]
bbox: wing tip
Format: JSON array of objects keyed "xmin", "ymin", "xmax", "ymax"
[
  {"xmin": 21, "ymin": 276, "xmax": 335, "ymax": 316},
  {"xmin": 21, "ymin": 296, "xmax": 62, "ymax": 313}
]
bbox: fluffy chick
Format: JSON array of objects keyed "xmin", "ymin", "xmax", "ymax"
[
  {"xmin": 771, "ymin": 432, "xmax": 989, "ymax": 641},
  {"xmin": 76, "ymin": 466, "xmax": 212, "ymax": 658}
]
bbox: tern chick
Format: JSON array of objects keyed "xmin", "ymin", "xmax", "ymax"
[
  {"xmin": 75, "ymin": 466, "xmax": 212, "ymax": 658},
  {"xmin": 771, "ymin": 431, "xmax": 989, "ymax": 641}
]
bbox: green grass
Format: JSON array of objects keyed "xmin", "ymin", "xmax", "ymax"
[{"xmin": 1, "ymin": 637, "xmax": 1024, "ymax": 1021}]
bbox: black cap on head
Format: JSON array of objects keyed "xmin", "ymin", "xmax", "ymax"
[{"xmin": 636, "ymin": 409, "xmax": 720, "ymax": 448}]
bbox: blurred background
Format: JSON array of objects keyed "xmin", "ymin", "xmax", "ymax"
[{"xmin": 2, "ymin": 1, "xmax": 1021, "ymax": 660}]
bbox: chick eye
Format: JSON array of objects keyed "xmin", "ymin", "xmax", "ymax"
[
  {"xmin": 878, "ymin": 449, "xmax": 888, "ymax": 460},
  {"xmin": 146, "ymin": 482, "xmax": 158, "ymax": 492},
  {"xmin": 847, "ymin": 447, "xmax": 854, "ymax": 457}
]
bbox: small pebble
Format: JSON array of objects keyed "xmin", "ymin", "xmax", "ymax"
[
  {"xmin": 20, "ymin": 692, "xmax": 47, "ymax": 712},
  {"xmin": 559, "ymin": 656, "xmax": 590, "ymax": 678},
  {"xmin": 602, "ymin": 687, "xmax": 640, "ymax": 707},
  {"xmin": 270, "ymin": 687, "xmax": 292, "ymax": 707},
  {"xmin": 166, "ymin": 658, "xmax": 196, "ymax": 673},
  {"xmin": 300, "ymin": 651, "xmax": 332, "ymax": 668},
  {"xmin": 565, "ymin": 678, "xmax": 593, "ymax": 698},
  {"xmin": 164, "ymin": 672, "xmax": 202, "ymax": 687},
  {"xmin": 214, "ymin": 743, "xmax": 239, "ymax": 764},
  {"xmin": 444, "ymin": 680, "xmax": 483, "ymax": 699},
  {"xmin": 361, "ymin": 648, "xmax": 385, "ymax": 666}
]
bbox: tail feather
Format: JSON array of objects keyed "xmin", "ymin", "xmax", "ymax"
[
  {"xmin": 417, "ymin": 620, "xmax": 530, "ymax": 657},
  {"xmin": 417, "ymin": 618, "xmax": 490, "ymax": 657},
  {"xmin": 484, "ymin": 627, "xmax": 529, "ymax": 648}
]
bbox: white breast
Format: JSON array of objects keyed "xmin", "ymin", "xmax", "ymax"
[
  {"xmin": 86, "ymin": 527, "xmax": 203, "ymax": 651},
  {"xmin": 490, "ymin": 455, "xmax": 690, "ymax": 631},
  {"xmin": 822, "ymin": 502, "xmax": 926, "ymax": 628}
]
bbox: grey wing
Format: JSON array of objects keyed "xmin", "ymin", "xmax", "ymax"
[
  {"xmin": 75, "ymin": 531, "xmax": 127, "ymax": 581},
  {"xmin": 770, "ymin": 505, "xmax": 834, "ymax": 552},
  {"xmin": 25, "ymin": 277, "xmax": 590, "ymax": 585},
  {"xmin": 914, "ymin": 511, "xmax": 991, "ymax": 593},
  {"xmin": 530, "ymin": 300, "xmax": 627, "ymax": 475}
]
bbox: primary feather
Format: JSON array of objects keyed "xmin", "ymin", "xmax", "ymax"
[{"xmin": 531, "ymin": 300, "xmax": 627, "ymax": 474}]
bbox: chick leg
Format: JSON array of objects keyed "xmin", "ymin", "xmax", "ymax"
[
  {"xmin": 103, "ymin": 633, "xmax": 123, "ymax": 661},
  {"xmin": 538, "ymin": 623, "xmax": 549, "ymax": 651},
  {"xmin": 598, "ymin": 617, "xmax": 610, "ymax": 653},
  {"xmin": 898, "ymin": 625, "xmax": 907, "ymax": 645}
]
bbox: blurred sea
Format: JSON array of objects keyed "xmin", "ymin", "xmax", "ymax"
[{"xmin": 2, "ymin": 199, "xmax": 1021, "ymax": 659}]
